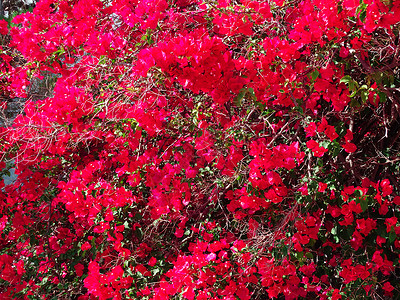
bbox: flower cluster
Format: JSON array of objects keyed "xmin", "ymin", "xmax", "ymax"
[{"xmin": 1, "ymin": 0, "xmax": 400, "ymax": 299}]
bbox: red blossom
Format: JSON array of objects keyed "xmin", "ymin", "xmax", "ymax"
[
  {"xmin": 382, "ymin": 282, "xmax": 394, "ymax": 293},
  {"xmin": 342, "ymin": 142, "xmax": 357, "ymax": 153},
  {"xmin": 306, "ymin": 140, "xmax": 328, "ymax": 157},
  {"xmin": 75, "ymin": 263, "xmax": 84, "ymax": 277}
]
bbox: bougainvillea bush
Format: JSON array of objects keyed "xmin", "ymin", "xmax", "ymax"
[{"xmin": 1, "ymin": 0, "xmax": 400, "ymax": 298}]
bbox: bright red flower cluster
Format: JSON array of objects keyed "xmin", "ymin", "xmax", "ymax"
[{"xmin": 1, "ymin": 0, "xmax": 400, "ymax": 299}]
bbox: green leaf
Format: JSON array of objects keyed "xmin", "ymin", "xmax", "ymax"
[
  {"xmin": 340, "ymin": 75, "xmax": 352, "ymax": 84},
  {"xmin": 378, "ymin": 91, "xmax": 387, "ymax": 103},
  {"xmin": 152, "ymin": 268, "xmax": 160, "ymax": 276},
  {"xmin": 234, "ymin": 89, "xmax": 246, "ymax": 107},
  {"xmin": 360, "ymin": 199, "xmax": 368, "ymax": 211},
  {"xmin": 360, "ymin": 90, "xmax": 368, "ymax": 103},
  {"xmin": 311, "ymin": 70, "xmax": 319, "ymax": 81},
  {"xmin": 350, "ymin": 97, "xmax": 361, "ymax": 107},
  {"xmin": 356, "ymin": 2, "xmax": 367, "ymax": 22},
  {"xmin": 124, "ymin": 260, "xmax": 130, "ymax": 268},
  {"xmin": 359, "ymin": 10, "xmax": 367, "ymax": 22},
  {"xmin": 389, "ymin": 229, "xmax": 396, "ymax": 243},
  {"xmin": 247, "ymin": 87, "xmax": 257, "ymax": 100},
  {"xmin": 346, "ymin": 226, "xmax": 355, "ymax": 238},
  {"xmin": 135, "ymin": 227, "xmax": 143, "ymax": 239},
  {"xmin": 348, "ymin": 82, "xmax": 356, "ymax": 93},
  {"xmin": 331, "ymin": 226, "xmax": 338, "ymax": 235},
  {"xmin": 320, "ymin": 140, "xmax": 330, "ymax": 148},
  {"xmin": 293, "ymin": 106, "xmax": 304, "ymax": 114},
  {"xmin": 329, "ymin": 140, "xmax": 341, "ymax": 157},
  {"xmin": 317, "ymin": 158, "xmax": 324, "ymax": 167}
]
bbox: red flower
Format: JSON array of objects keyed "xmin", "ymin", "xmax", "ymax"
[
  {"xmin": 385, "ymin": 217, "xmax": 397, "ymax": 233},
  {"xmin": 339, "ymin": 47, "xmax": 349, "ymax": 58},
  {"xmin": 15, "ymin": 260, "xmax": 25, "ymax": 275},
  {"xmin": 380, "ymin": 179, "xmax": 393, "ymax": 197},
  {"xmin": 236, "ymin": 286, "xmax": 250, "ymax": 300},
  {"xmin": 135, "ymin": 264, "xmax": 151, "ymax": 276},
  {"xmin": 148, "ymin": 257, "xmax": 157, "ymax": 266},
  {"xmin": 0, "ymin": 20, "xmax": 8, "ymax": 35},
  {"xmin": 318, "ymin": 182, "xmax": 328, "ymax": 192},
  {"xmin": 306, "ymin": 140, "xmax": 328, "ymax": 157},
  {"xmin": 324, "ymin": 125, "xmax": 339, "ymax": 141},
  {"xmin": 342, "ymin": 142, "xmax": 357, "ymax": 153},
  {"xmin": 331, "ymin": 289, "xmax": 342, "ymax": 300},
  {"xmin": 327, "ymin": 205, "xmax": 341, "ymax": 218},
  {"xmin": 382, "ymin": 282, "xmax": 394, "ymax": 293},
  {"xmin": 376, "ymin": 236, "xmax": 386, "ymax": 247},
  {"xmin": 81, "ymin": 242, "xmax": 91, "ymax": 251},
  {"xmin": 344, "ymin": 129, "xmax": 354, "ymax": 142},
  {"xmin": 175, "ymin": 228, "xmax": 184, "ymax": 238},
  {"xmin": 356, "ymin": 218, "xmax": 377, "ymax": 236},
  {"xmin": 74, "ymin": 263, "xmax": 84, "ymax": 277},
  {"xmin": 304, "ymin": 122, "xmax": 317, "ymax": 137}
]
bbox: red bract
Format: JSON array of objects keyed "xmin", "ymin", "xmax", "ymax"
[
  {"xmin": 0, "ymin": 20, "xmax": 8, "ymax": 35},
  {"xmin": 343, "ymin": 142, "xmax": 357, "ymax": 153}
]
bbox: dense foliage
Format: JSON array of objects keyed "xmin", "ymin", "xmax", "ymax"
[{"xmin": 1, "ymin": 0, "xmax": 400, "ymax": 299}]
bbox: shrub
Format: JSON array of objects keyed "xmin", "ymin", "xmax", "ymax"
[{"xmin": 1, "ymin": 0, "xmax": 400, "ymax": 299}]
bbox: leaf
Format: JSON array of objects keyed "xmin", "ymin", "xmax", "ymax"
[
  {"xmin": 378, "ymin": 91, "xmax": 387, "ymax": 103},
  {"xmin": 331, "ymin": 227, "xmax": 337, "ymax": 235},
  {"xmin": 248, "ymin": 87, "xmax": 256, "ymax": 100},
  {"xmin": 356, "ymin": 2, "xmax": 367, "ymax": 22},
  {"xmin": 350, "ymin": 97, "xmax": 361, "ymax": 107},
  {"xmin": 340, "ymin": 75, "xmax": 352, "ymax": 84},
  {"xmin": 389, "ymin": 229, "xmax": 396, "ymax": 243},
  {"xmin": 328, "ymin": 140, "xmax": 341, "ymax": 157},
  {"xmin": 346, "ymin": 226, "xmax": 355, "ymax": 238},
  {"xmin": 152, "ymin": 268, "xmax": 160, "ymax": 276},
  {"xmin": 349, "ymin": 83, "xmax": 357, "ymax": 96},
  {"xmin": 360, "ymin": 199, "xmax": 368, "ymax": 211},
  {"xmin": 311, "ymin": 70, "xmax": 319, "ymax": 81},
  {"xmin": 360, "ymin": 90, "xmax": 368, "ymax": 103},
  {"xmin": 234, "ymin": 89, "xmax": 246, "ymax": 107}
]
